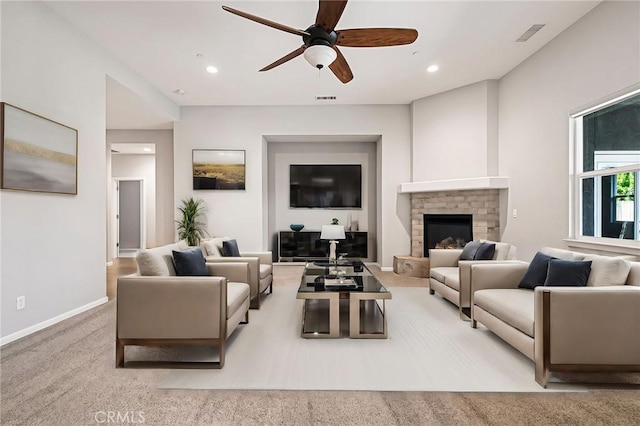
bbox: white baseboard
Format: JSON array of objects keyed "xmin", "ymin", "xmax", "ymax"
[
  {"xmin": 380, "ymin": 266, "xmax": 394, "ymax": 272},
  {"xmin": 106, "ymin": 261, "xmax": 113, "ymax": 267},
  {"xmin": 0, "ymin": 297, "xmax": 109, "ymax": 346}
]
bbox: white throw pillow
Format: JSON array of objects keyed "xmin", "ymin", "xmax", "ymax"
[
  {"xmin": 202, "ymin": 237, "xmax": 230, "ymax": 257},
  {"xmin": 582, "ymin": 255, "xmax": 631, "ymax": 287},
  {"xmin": 136, "ymin": 241, "xmax": 188, "ymax": 276},
  {"xmin": 480, "ymin": 240, "xmax": 512, "ymax": 260}
]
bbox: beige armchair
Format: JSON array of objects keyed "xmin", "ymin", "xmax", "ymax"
[
  {"xmin": 201, "ymin": 237, "xmax": 273, "ymax": 309},
  {"xmin": 429, "ymin": 240, "xmax": 517, "ymax": 319},
  {"xmin": 116, "ymin": 242, "xmax": 250, "ymax": 368}
]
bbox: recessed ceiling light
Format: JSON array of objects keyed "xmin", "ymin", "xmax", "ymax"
[
  {"xmin": 427, "ymin": 65, "xmax": 439, "ymax": 73},
  {"xmin": 174, "ymin": 89, "xmax": 186, "ymax": 95},
  {"xmin": 206, "ymin": 66, "xmax": 218, "ymax": 74}
]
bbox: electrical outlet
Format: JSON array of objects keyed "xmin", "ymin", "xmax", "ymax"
[
  {"xmin": 17, "ymin": 295, "xmax": 26, "ymax": 310},
  {"xmin": 512, "ymin": 209, "xmax": 518, "ymax": 218}
]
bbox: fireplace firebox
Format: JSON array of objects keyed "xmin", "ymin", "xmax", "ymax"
[{"xmin": 423, "ymin": 214, "xmax": 473, "ymax": 257}]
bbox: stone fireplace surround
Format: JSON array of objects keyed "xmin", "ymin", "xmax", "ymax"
[{"xmin": 411, "ymin": 189, "xmax": 501, "ymax": 258}]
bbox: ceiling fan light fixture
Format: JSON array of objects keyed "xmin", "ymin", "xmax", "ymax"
[{"xmin": 303, "ymin": 45, "xmax": 337, "ymax": 70}]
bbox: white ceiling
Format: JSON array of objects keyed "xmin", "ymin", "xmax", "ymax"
[{"xmin": 46, "ymin": 1, "xmax": 601, "ymax": 129}]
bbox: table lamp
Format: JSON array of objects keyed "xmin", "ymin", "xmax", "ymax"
[{"xmin": 320, "ymin": 224, "xmax": 346, "ymax": 265}]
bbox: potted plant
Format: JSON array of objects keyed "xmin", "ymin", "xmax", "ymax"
[{"xmin": 176, "ymin": 197, "xmax": 209, "ymax": 246}]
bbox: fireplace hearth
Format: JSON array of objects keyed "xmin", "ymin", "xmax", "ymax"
[{"xmin": 423, "ymin": 214, "xmax": 473, "ymax": 257}]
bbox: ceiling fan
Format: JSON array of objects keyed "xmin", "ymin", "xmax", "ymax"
[{"xmin": 222, "ymin": 0, "xmax": 418, "ymax": 84}]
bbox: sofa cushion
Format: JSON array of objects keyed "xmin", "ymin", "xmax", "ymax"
[
  {"xmin": 259, "ymin": 264, "xmax": 272, "ymax": 280},
  {"xmin": 202, "ymin": 237, "xmax": 230, "ymax": 257},
  {"xmin": 581, "ymin": 255, "xmax": 631, "ymax": 287},
  {"xmin": 474, "ymin": 242, "xmax": 496, "ymax": 260},
  {"xmin": 430, "ymin": 267, "xmax": 460, "ymax": 291},
  {"xmin": 460, "ymin": 241, "xmax": 481, "ymax": 260},
  {"xmin": 544, "ymin": 259, "xmax": 591, "ymax": 287},
  {"xmin": 474, "ymin": 289, "xmax": 535, "ymax": 337},
  {"xmin": 430, "ymin": 266, "xmax": 458, "ymax": 282},
  {"xmin": 518, "ymin": 252, "xmax": 555, "ymax": 290},
  {"xmin": 487, "ymin": 241, "xmax": 512, "ymax": 260},
  {"xmin": 222, "ymin": 239, "xmax": 241, "ymax": 257},
  {"xmin": 136, "ymin": 241, "xmax": 188, "ymax": 276},
  {"xmin": 173, "ymin": 247, "xmax": 208, "ymax": 276},
  {"xmin": 227, "ymin": 281, "xmax": 250, "ymax": 319}
]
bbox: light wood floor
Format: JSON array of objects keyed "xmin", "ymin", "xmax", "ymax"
[{"xmin": 106, "ymin": 257, "xmax": 137, "ymax": 300}]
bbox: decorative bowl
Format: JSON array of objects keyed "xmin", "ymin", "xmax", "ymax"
[{"xmin": 290, "ymin": 224, "xmax": 305, "ymax": 232}]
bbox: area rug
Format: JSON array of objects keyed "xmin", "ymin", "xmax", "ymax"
[{"xmin": 146, "ymin": 286, "xmax": 588, "ymax": 392}]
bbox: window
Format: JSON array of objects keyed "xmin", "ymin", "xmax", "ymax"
[{"xmin": 571, "ymin": 89, "xmax": 640, "ymax": 242}]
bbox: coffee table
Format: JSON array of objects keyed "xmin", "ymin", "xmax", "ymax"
[{"xmin": 296, "ymin": 260, "xmax": 391, "ymax": 339}]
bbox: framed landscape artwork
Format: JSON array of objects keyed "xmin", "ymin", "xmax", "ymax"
[
  {"xmin": 192, "ymin": 149, "xmax": 246, "ymax": 190},
  {"xmin": 0, "ymin": 102, "xmax": 78, "ymax": 195}
]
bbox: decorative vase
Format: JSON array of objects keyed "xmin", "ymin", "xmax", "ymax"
[{"xmin": 290, "ymin": 224, "xmax": 304, "ymax": 232}]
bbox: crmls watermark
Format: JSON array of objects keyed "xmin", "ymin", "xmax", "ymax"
[{"xmin": 94, "ymin": 411, "xmax": 145, "ymax": 424}]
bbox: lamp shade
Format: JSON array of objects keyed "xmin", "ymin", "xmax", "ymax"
[
  {"xmin": 320, "ymin": 225, "xmax": 346, "ymax": 240},
  {"xmin": 303, "ymin": 45, "xmax": 337, "ymax": 69}
]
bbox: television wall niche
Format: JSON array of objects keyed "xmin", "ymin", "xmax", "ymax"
[{"xmin": 290, "ymin": 164, "xmax": 362, "ymax": 208}]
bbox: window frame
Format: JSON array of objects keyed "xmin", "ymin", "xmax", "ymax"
[{"xmin": 568, "ymin": 84, "xmax": 640, "ymax": 253}]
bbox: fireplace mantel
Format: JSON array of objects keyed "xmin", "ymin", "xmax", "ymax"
[{"xmin": 398, "ymin": 176, "xmax": 509, "ymax": 194}]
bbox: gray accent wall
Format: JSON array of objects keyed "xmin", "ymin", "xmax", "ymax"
[{"xmin": 267, "ymin": 141, "xmax": 378, "ymax": 261}]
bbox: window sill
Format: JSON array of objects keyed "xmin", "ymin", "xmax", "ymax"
[{"xmin": 564, "ymin": 237, "xmax": 640, "ymax": 258}]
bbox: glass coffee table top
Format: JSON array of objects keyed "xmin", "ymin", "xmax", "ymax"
[{"xmin": 298, "ymin": 260, "xmax": 389, "ymax": 294}]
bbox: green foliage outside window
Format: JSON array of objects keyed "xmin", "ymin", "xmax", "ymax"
[{"xmin": 617, "ymin": 172, "xmax": 635, "ymax": 200}]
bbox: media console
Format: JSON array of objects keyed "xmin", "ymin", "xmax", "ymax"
[{"xmin": 279, "ymin": 231, "xmax": 368, "ymax": 261}]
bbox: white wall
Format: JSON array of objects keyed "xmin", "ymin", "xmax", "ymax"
[
  {"xmin": 107, "ymin": 129, "xmax": 175, "ymax": 253},
  {"xmin": 174, "ymin": 105, "xmax": 411, "ymax": 268},
  {"xmin": 0, "ymin": 2, "xmax": 178, "ymax": 342},
  {"xmin": 411, "ymin": 80, "xmax": 499, "ymax": 181},
  {"xmin": 111, "ymin": 154, "xmax": 156, "ymax": 249},
  {"xmin": 498, "ymin": 1, "xmax": 640, "ymax": 261},
  {"xmin": 268, "ymin": 141, "xmax": 377, "ymax": 260}
]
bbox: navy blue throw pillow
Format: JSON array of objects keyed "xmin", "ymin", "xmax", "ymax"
[
  {"xmin": 460, "ymin": 241, "xmax": 481, "ymax": 261},
  {"xmin": 519, "ymin": 252, "xmax": 555, "ymax": 289},
  {"xmin": 222, "ymin": 239, "xmax": 241, "ymax": 257},
  {"xmin": 173, "ymin": 248, "xmax": 208, "ymax": 276},
  {"xmin": 473, "ymin": 242, "xmax": 496, "ymax": 260},
  {"xmin": 543, "ymin": 259, "xmax": 592, "ymax": 287}
]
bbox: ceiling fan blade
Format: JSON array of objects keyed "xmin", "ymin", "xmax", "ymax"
[
  {"xmin": 328, "ymin": 47, "xmax": 353, "ymax": 84},
  {"xmin": 259, "ymin": 46, "xmax": 307, "ymax": 72},
  {"xmin": 316, "ymin": 0, "xmax": 348, "ymax": 32},
  {"xmin": 336, "ymin": 28, "xmax": 418, "ymax": 47},
  {"xmin": 222, "ymin": 6, "xmax": 309, "ymax": 37}
]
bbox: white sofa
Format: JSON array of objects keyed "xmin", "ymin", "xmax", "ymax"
[
  {"xmin": 201, "ymin": 237, "xmax": 273, "ymax": 309},
  {"xmin": 429, "ymin": 240, "xmax": 517, "ymax": 319},
  {"xmin": 469, "ymin": 247, "xmax": 640, "ymax": 387}
]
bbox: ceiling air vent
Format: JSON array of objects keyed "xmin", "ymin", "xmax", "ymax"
[
  {"xmin": 516, "ymin": 24, "xmax": 545, "ymax": 42},
  {"xmin": 316, "ymin": 96, "xmax": 337, "ymax": 101}
]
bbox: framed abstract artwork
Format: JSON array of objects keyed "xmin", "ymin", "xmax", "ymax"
[
  {"xmin": 1, "ymin": 102, "xmax": 78, "ymax": 195},
  {"xmin": 192, "ymin": 149, "xmax": 246, "ymax": 190}
]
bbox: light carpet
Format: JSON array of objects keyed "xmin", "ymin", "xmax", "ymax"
[{"xmin": 148, "ymin": 285, "xmax": 584, "ymax": 392}]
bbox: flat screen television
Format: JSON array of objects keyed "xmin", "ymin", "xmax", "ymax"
[{"xmin": 290, "ymin": 164, "xmax": 362, "ymax": 208}]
